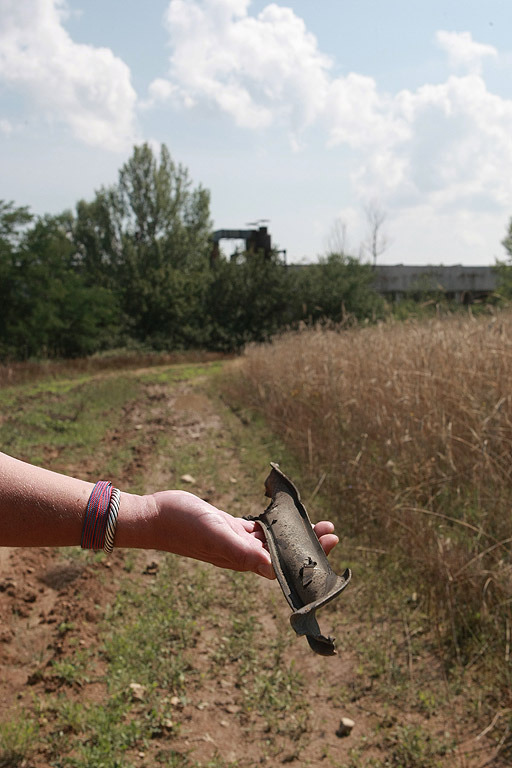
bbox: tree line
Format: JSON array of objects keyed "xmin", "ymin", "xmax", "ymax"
[{"xmin": 0, "ymin": 143, "xmax": 384, "ymax": 361}]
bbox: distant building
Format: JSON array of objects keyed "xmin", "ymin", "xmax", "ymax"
[{"xmin": 373, "ymin": 265, "xmax": 497, "ymax": 303}]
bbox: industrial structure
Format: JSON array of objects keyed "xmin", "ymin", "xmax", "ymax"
[
  {"xmin": 211, "ymin": 226, "xmax": 273, "ymax": 261},
  {"xmin": 211, "ymin": 224, "xmax": 498, "ymax": 303},
  {"xmin": 373, "ymin": 265, "xmax": 497, "ymax": 303}
]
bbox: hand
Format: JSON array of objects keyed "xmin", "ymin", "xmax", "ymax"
[{"xmin": 149, "ymin": 490, "xmax": 338, "ymax": 580}]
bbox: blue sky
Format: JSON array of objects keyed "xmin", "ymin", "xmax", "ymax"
[{"xmin": 1, "ymin": 0, "xmax": 512, "ymax": 265}]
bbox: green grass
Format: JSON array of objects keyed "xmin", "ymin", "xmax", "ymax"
[
  {"xmin": 35, "ymin": 556, "xmax": 279, "ymax": 767},
  {"xmin": 139, "ymin": 361, "xmax": 224, "ymax": 385},
  {"xmin": 35, "ymin": 556, "xmax": 208, "ymax": 767},
  {"xmin": 0, "ymin": 374, "xmax": 140, "ymax": 467},
  {"xmin": 0, "ymin": 718, "xmax": 38, "ymax": 768}
]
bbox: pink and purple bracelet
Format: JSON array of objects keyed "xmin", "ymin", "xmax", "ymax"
[{"xmin": 81, "ymin": 480, "xmax": 120, "ymax": 553}]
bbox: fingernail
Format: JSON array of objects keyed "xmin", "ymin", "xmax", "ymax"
[{"xmin": 257, "ymin": 563, "xmax": 275, "ymax": 580}]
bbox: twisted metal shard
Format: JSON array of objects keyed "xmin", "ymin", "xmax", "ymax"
[{"xmin": 247, "ymin": 463, "xmax": 351, "ymax": 656}]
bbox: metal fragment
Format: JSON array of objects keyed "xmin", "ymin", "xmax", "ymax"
[{"xmin": 247, "ymin": 463, "xmax": 351, "ymax": 656}]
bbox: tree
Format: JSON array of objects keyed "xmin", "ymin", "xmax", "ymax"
[
  {"xmin": 291, "ymin": 252, "xmax": 385, "ymax": 325},
  {"xmin": 362, "ymin": 201, "xmax": 389, "ymax": 268},
  {"xmin": 0, "ymin": 201, "xmax": 34, "ymax": 358},
  {"xmin": 73, "ymin": 143, "xmax": 213, "ymax": 347},
  {"xmin": 205, "ymin": 249, "xmax": 289, "ymax": 351},
  {"xmin": 1, "ymin": 213, "xmax": 120, "ymax": 360},
  {"xmin": 73, "ymin": 189, "xmax": 124, "ymax": 288},
  {"xmin": 117, "ymin": 143, "xmax": 211, "ymax": 270},
  {"xmin": 495, "ymin": 217, "xmax": 512, "ymax": 299},
  {"xmin": 325, "ymin": 216, "xmax": 349, "ymax": 256}
]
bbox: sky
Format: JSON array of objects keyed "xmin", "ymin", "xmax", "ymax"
[{"xmin": 1, "ymin": 0, "xmax": 512, "ymax": 266}]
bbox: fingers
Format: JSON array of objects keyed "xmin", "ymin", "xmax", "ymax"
[
  {"xmin": 317, "ymin": 532, "xmax": 339, "ymax": 557},
  {"xmin": 313, "ymin": 521, "xmax": 338, "ymax": 557},
  {"xmin": 241, "ymin": 518, "xmax": 266, "ymax": 542},
  {"xmin": 246, "ymin": 518, "xmax": 339, "ymax": 556},
  {"xmin": 314, "ymin": 521, "xmax": 338, "ymax": 556},
  {"xmin": 313, "ymin": 520, "xmax": 335, "ymax": 537}
]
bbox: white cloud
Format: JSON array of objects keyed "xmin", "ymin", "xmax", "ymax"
[
  {"xmin": 436, "ymin": 30, "xmax": 498, "ymax": 75},
  {"xmin": 0, "ymin": 118, "xmax": 13, "ymax": 135},
  {"xmin": 153, "ymin": 0, "xmax": 331, "ymax": 129},
  {"xmin": 149, "ymin": 1, "xmax": 512, "ymax": 263},
  {"xmin": 153, "ymin": 4, "xmax": 512, "ymax": 196},
  {"xmin": 147, "ymin": 78, "xmax": 177, "ymax": 104},
  {"xmin": 0, "ymin": 0, "xmax": 138, "ymax": 151}
]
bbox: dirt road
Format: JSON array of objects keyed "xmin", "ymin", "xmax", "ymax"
[{"xmin": 0, "ymin": 365, "xmax": 491, "ymax": 767}]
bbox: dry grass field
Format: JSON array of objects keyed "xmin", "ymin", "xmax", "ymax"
[{"xmin": 225, "ymin": 309, "xmax": 512, "ymax": 757}]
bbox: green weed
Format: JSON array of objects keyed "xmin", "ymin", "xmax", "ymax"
[
  {"xmin": 382, "ymin": 724, "xmax": 455, "ymax": 768},
  {"xmin": 49, "ymin": 649, "xmax": 94, "ymax": 685},
  {"xmin": 0, "ymin": 375, "xmax": 139, "ymax": 466},
  {"xmin": 0, "ymin": 718, "xmax": 38, "ymax": 767}
]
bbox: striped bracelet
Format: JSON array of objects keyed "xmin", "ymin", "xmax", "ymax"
[
  {"xmin": 81, "ymin": 481, "xmax": 120, "ymax": 553},
  {"xmin": 103, "ymin": 487, "xmax": 120, "ymax": 554}
]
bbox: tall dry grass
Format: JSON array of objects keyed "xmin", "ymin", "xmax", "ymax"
[{"xmin": 228, "ymin": 311, "xmax": 512, "ymax": 663}]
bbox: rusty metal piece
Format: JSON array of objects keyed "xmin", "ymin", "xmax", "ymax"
[{"xmin": 247, "ymin": 463, "xmax": 351, "ymax": 656}]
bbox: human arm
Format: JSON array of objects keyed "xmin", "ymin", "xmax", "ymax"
[{"xmin": 0, "ymin": 451, "xmax": 338, "ymax": 579}]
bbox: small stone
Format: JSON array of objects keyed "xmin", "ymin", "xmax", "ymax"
[
  {"xmin": 181, "ymin": 474, "xmax": 196, "ymax": 484},
  {"xmin": 129, "ymin": 682, "xmax": 146, "ymax": 701},
  {"xmin": 170, "ymin": 695, "xmax": 182, "ymax": 708},
  {"xmin": 336, "ymin": 717, "xmax": 355, "ymax": 737},
  {"xmin": 225, "ymin": 704, "xmax": 241, "ymax": 714},
  {"xmin": 229, "ymin": 477, "xmax": 238, "ymax": 484}
]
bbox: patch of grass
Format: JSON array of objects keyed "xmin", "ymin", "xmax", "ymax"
[
  {"xmin": 34, "ymin": 557, "xmax": 214, "ymax": 766},
  {"xmin": 208, "ymin": 572, "xmax": 309, "ymax": 741},
  {"xmin": 140, "ymin": 361, "xmax": 224, "ymax": 385},
  {"xmin": 48, "ymin": 649, "xmax": 95, "ymax": 686},
  {"xmin": 0, "ymin": 717, "xmax": 38, "ymax": 768},
  {"xmin": 0, "ymin": 374, "xmax": 140, "ymax": 466},
  {"xmin": 49, "ymin": 696, "xmax": 141, "ymax": 768},
  {"xmin": 326, "ymin": 724, "xmax": 455, "ymax": 768},
  {"xmin": 381, "ymin": 723, "xmax": 455, "ymax": 768},
  {"xmin": 103, "ymin": 559, "xmax": 215, "ymax": 698}
]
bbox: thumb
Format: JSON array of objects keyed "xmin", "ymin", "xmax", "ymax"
[
  {"xmin": 254, "ymin": 551, "xmax": 275, "ymax": 580},
  {"xmin": 240, "ymin": 537, "xmax": 275, "ymax": 579}
]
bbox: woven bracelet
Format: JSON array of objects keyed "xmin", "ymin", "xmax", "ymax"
[
  {"xmin": 81, "ymin": 480, "xmax": 113, "ymax": 551},
  {"xmin": 103, "ymin": 487, "xmax": 120, "ymax": 554}
]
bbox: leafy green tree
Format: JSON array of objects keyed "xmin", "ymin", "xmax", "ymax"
[
  {"xmin": 496, "ymin": 217, "xmax": 512, "ymax": 299},
  {"xmin": 0, "ymin": 201, "xmax": 34, "ymax": 358},
  {"xmin": 73, "ymin": 189, "xmax": 123, "ymax": 288},
  {"xmin": 502, "ymin": 217, "xmax": 512, "ymax": 258},
  {"xmin": 118, "ymin": 144, "xmax": 211, "ymax": 268},
  {"xmin": 206, "ymin": 250, "xmax": 289, "ymax": 351},
  {"xmin": 291, "ymin": 252, "xmax": 385, "ymax": 324},
  {"xmin": 73, "ymin": 143, "xmax": 212, "ymax": 347},
  {"xmin": 2, "ymin": 213, "xmax": 119, "ymax": 359}
]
